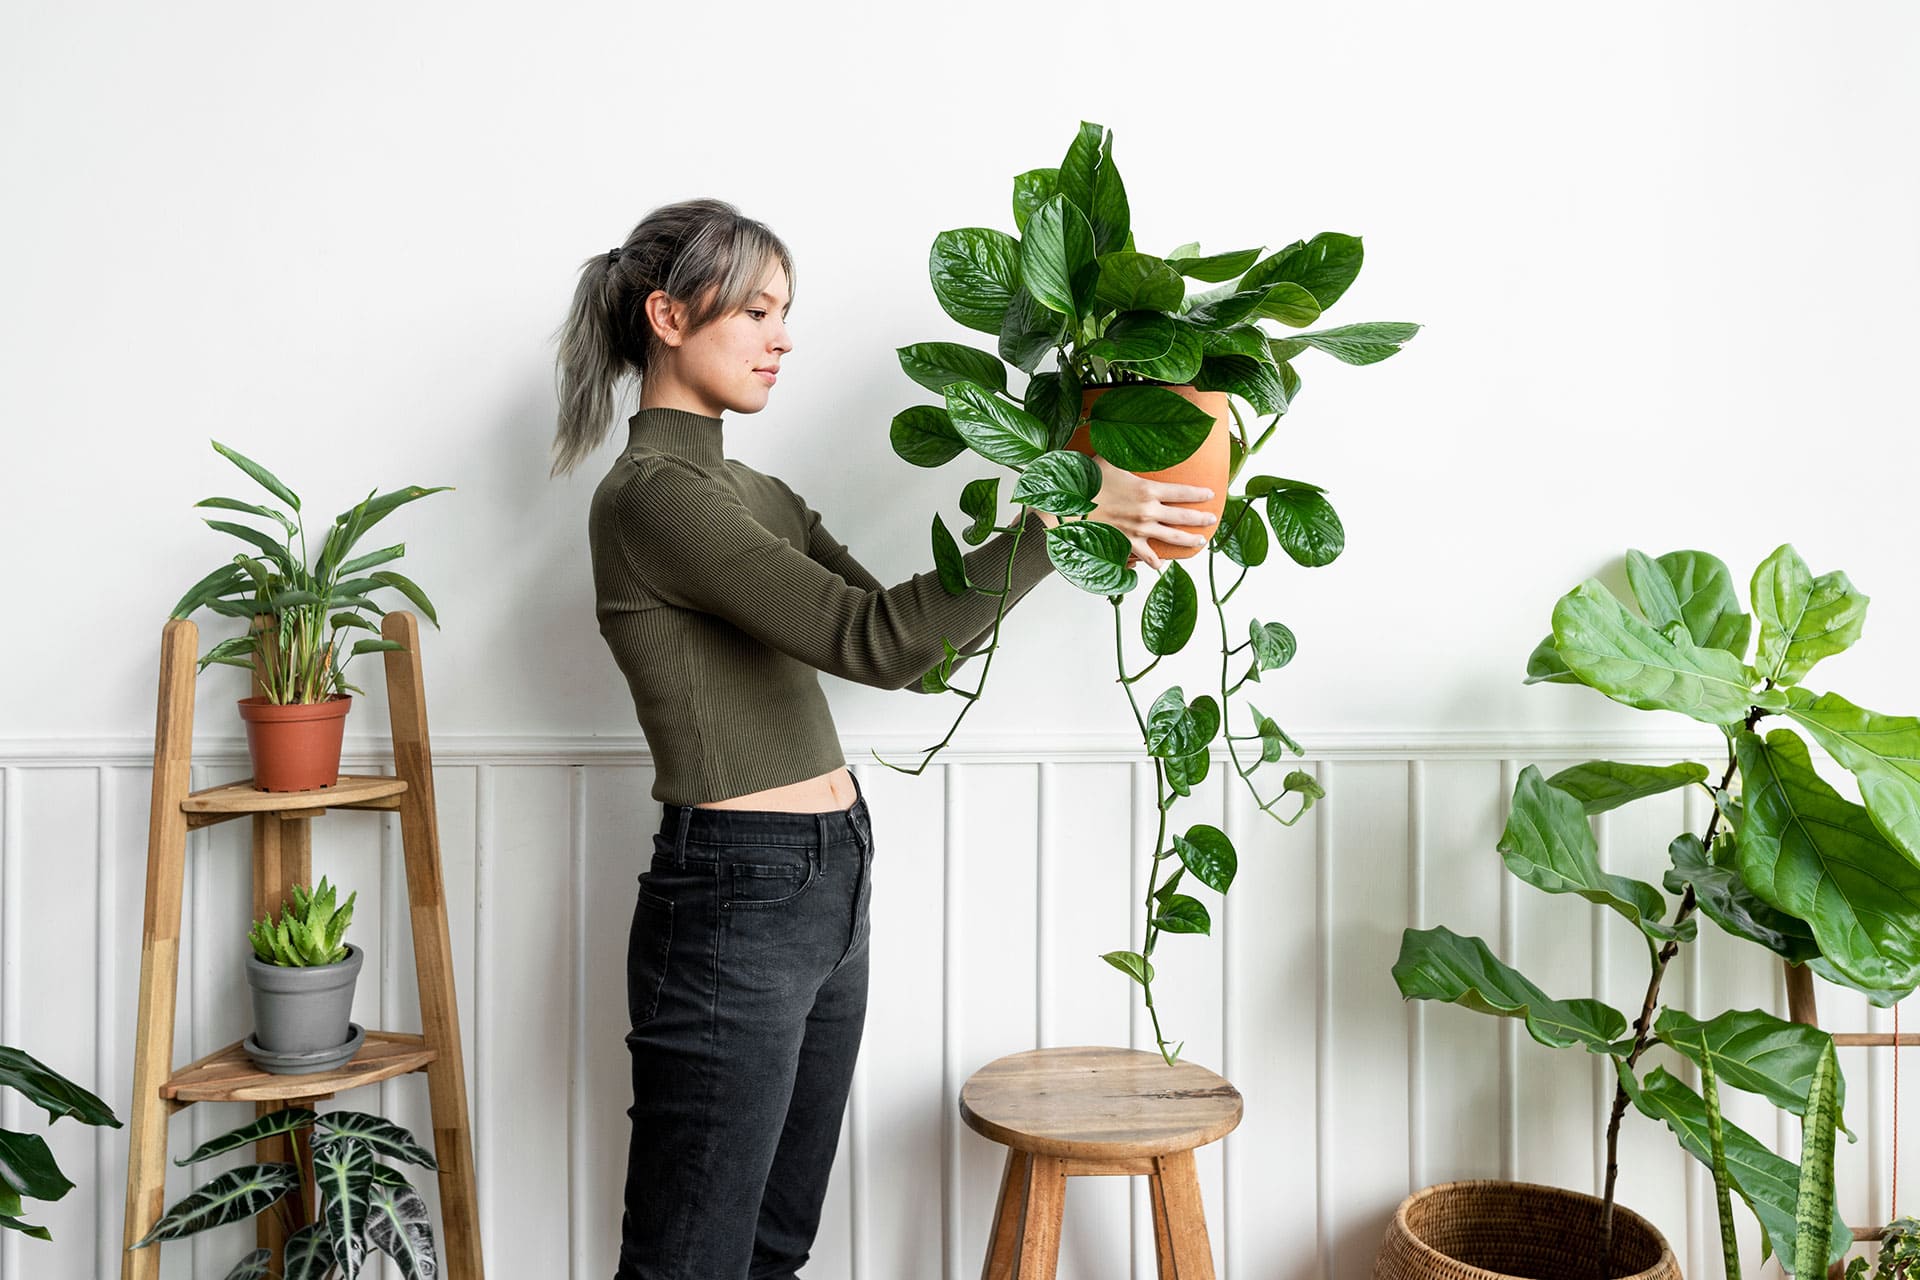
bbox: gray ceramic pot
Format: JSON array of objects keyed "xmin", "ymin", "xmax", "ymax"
[{"xmin": 246, "ymin": 944, "xmax": 362, "ymax": 1056}]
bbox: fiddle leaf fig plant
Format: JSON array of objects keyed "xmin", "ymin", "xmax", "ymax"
[
  {"xmin": 1396, "ymin": 544, "xmax": 1920, "ymax": 1276},
  {"xmin": 169, "ymin": 440, "xmax": 450, "ymax": 704},
  {"xmin": 875, "ymin": 119, "xmax": 1418, "ymax": 1064}
]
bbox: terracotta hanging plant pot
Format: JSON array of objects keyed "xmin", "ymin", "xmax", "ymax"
[
  {"xmin": 1374, "ymin": 1180, "xmax": 1680, "ymax": 1280},
  {"xmin": 236, "ymin": 695, "xmax": 351, "ymax": 792},
  {"xmin": 1064, "ymin": 384, "xmax": 1231, "ymax": 562}
]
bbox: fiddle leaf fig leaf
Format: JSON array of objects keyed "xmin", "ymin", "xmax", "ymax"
[
  {"xmin": 1550, "ymin": 579, "xmax": 1782, "ymax": 726},
  {"xmin": 929, "ymin": 227, "xmax": 1021, "ymax": 335},
  {"xmin": 1751, "ymin": 544, "xmax": 1869, "ymax": 687},
  {"xmin": 1140, "ymin": 561, "xmax": 1198, "ymax": 656},
  {"xmin": 1173, "ymin": 824, "xmax": 1237, "ymax": 894},
  {"xmin": 1626, "ymin": 549, "xmax": 1752, "ymax": 658},
  {"xmin": 1499, "ymin": 766, "xmax": 1686, "ymax": 943},
  {"xmin": 1780, "ymin": 688, "xmax": 1920, "ymax": 868},
  {"xmin": 1523, "ymin": 636, "xmax": 1579, "ymax": 685},
  {"xmin": 1665, "ymin": 833, "xmax": 1820, "ymax": 965},
  {"xmin": 1544, "ymin": 760, "xmax": 1709, "ymax": 815},
  {"xmin": 1735, "ymin": 729, "xmax": 1920, "ymax": 995},
  {"xmin": 1011, "ymin": 450, "xmax": 1100, "ymax": 516},
  {"xmin": 1654, "ymin": 1007, "xmax": 1851, "ymax": 1139},
  {"xmin": 897, "ymin": 342, "xmax": 1009, "ymax": 397},
  {"xmin": 1044, "ymin": 521, "xmax": 1135, "ymax": 595},
  {"xmin": 1392, "ymin": 926, "xmax": 1628, "ymax": 1053}
]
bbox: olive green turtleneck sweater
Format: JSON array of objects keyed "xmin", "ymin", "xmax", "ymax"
[{"xmin": 589, "ymin": 406, "xmax": 1056, "ymax": 805}]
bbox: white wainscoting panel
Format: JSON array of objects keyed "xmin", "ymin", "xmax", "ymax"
[{"xmin": 0, "ymin": 734, "xmax": 1906, "ymax": 1280}]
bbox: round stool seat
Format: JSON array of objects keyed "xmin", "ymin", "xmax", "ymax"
[{"xmin": 959, "ymin": 1045, "xmax": 1242, "ymax": 1160}]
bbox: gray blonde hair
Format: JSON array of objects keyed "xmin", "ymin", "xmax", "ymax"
[{"xmin": 550, "ymin": 197, "xmax": 796, "ymax": 477}]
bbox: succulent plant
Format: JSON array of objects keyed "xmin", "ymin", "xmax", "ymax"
[{"xmin": 249, "ymin": 877, "xmax": 357, "ymax": 968}]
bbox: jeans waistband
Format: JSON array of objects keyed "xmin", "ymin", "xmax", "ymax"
[{"xmin": 658, "ymin": 769, "xmax": 870, "ymax": 857}]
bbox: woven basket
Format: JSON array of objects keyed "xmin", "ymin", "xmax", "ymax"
[{"xmin": 1374, "ymin": 1180, "xmax": 1680, "ymax": 1280}]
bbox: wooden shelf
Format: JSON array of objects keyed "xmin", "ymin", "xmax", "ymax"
[
  {"xmin": 182, "ymin": 775, "xmax": 408, "ymax": 827},
  {"xmin": 161, "ymin": 1032, "xmax": 434, "ymax": 1104}
]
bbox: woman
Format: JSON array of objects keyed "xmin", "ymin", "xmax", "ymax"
[{"xmin": 552, "ymin": 197, "xmax": 1218, "ymax": 1280}]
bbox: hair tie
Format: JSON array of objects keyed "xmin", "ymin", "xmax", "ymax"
[{"xmin": 606, "ymin": 246, "xmax": 623, "ymax": 265}]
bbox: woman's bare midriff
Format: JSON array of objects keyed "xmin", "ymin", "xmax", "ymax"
[{"xmin": 692, "ymin": 765, "xmax": 856, "ymax": 814}]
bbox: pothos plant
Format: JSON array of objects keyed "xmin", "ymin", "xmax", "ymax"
[
  {"xmin": 1395, "ymin": 544, "xmax": 1920, "ymax": 1276},
  {"xmin": 129, "ymin": 1106, "xmax": 438, "ymax": 1279},
  {"xmin": 874, "ymin": 119, "xmax": 1418, "ymax": 1064},
  {"xmin": 168, "ymin": 440, "xmax": 449, "ymax": 703}
]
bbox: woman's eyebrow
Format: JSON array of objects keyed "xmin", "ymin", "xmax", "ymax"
[{"xmin": 755, "ymin": 290, "xmax": 791, "ymax": 311}]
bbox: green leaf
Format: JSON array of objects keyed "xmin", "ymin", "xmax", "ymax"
[
  {"xmin": 958, "ymin": 478, "xmax": 1000, "ymax": 545},
  {"xmin": 329, "ymin": 485, "xmax": 450, "ymax": 544},
  {"xmin": 211, "ymin": 440, "xmax": 301, "ymax": 511},
  {"xmin": 204, "ymin": 519, "xmax": 294, "ymax": 570},
  {"xmin": 1655, "ymin": 1008, "xmax": 1850, "ymax": 1137},
  {"xmin": 223, "ymin": 1248, "xmax": 273, "ymax": 1279},
  {"xmin": 1544, "ymin": 760, "xmax": 1710, "ymax": 814},
  {"xmin": 364, "ymin": 1180, "xmax": 438, "ymax": 1279},
  {"xmin": 929, "ymin": 227, "xmax": 1022, "ymax": 335},
  {"xmin": 1499, "ymin": 766, "xmax": 1686, "ymax": 942},
  {"xmin": 1263, "ymin": 487, "xmax": 1344, "ymax": 567},
  {"xmin": 0, "ymin": 1045, "xmax": 120, "ymax": 1127},
  {"xmin": 1044, "ymin": 522, "xmax": 1135, "ymax": 594},
  {"xmin": 1021, "ymin": 194, "xmax": 1100, "ymax": 320},
  {"xmin": 0, "ymin": 1212, "xmax": 51, "ymax": 1240},
  {"xmin": 1140, "ymin": 561, "xmax": 1197, "ymax": 656},
  {"xmin": 195, "ymin": 496, "xmax": 298, "ymax": 538},
  {"xmin": 1665, "ymin": 833, "xmax": 1820, "ymax": 965},
  {"xmin": 367, "ymin": 571, "xmax": 438, "ymax": 627},
  {"xmin": 130, "ymin": 1163, "xmax": 300, "ymax": 1247},
  {"xmin": 1193, "ymin": 354, "xmax": 1287, "ymax": 416},
  {"xmin": 1283, "ymin": 770, "xmax": 1325, "ymax": 805},
  {"xmin": 176, "ymin": 1107, "xmax": 317, "ymax": 1166},
  {"xmin": 336, "ymin": 543, "xmax": 405, "ymax": 577},
  {"xmin": 1250, "ymin": 706, "xmax": 1301, "ymax": 762},
  {"xmin": 1021, "ymin": 372, "xmax": 1074, "ymax": 448},
  {"xmin": 1152, "ymin": 894, "xmax": 1211, "ymax": 935},
  {"xmin": 283, "ymin": 1222, "xmax": 334, "ymax": 1280},
  {"xmin": 1093, "ymin": 253, "xmax": 1191, "ymax": 313},
  {"xmin": 1249, "ymin": 619, "xmax": 1296, "ymax": 673},
  {"xmin": 1196, "ymin": 323, "xmax": 1274, "ymax": 360},
  {"xmin": 1085, "ymin": 311, "xmax": 1176, "ymax": 363},
  {"xmin": 1085, "ymin": 386, "xmax": 1215, "ymax": 471},
  {"xmin": 1086, "ymin": 127, "xmax": 1130, "ymax": 257},
  {"xmin": 0, "ymin": 1129, "xmax": 71, "ymax": 1202},
  {"xmin": 1289, "ymin": 321, "xmax": 1421, "ymax": 363},
  {"xmin": 1793, "ymin": 1042, "xmax": 1843, "ymax": 1278},
  {"xmin": 1751, "ymin": 544, "xmax": 1869, "ymax": 687},
  {"xmin": 314, "ymin": 1136, "xmax": 374, "ymax": 1277},
  {"xmin": 1550, "ymin": 579, "xmax": 1780, "ymax": 725},
  {"xmin": 1102, "ymin": 949, "xmax": 1154, "ymax": 986},
  {"xmin": 1164, "ymin": 747, "xmax": 1210, "ymax": 796},
  {"xmin": 1240, "ymin": 233, "xmax": 1365, "ymax": 310},
  {"xmin": 169, "ymin": 563, "xmax": 250, "ymax": 620},
  {"xmin": 930, "ymin": 514, "xmax": 970, "ymax": 596},
  {"xmin": 1173, "ymin": 824, "xmax": 1237, "ymax": 894},
  {"xmin": 898, "ymin": 342, "xmax": 1009, "ymax": 397},
  {"xmin": 1736, "ymin": 728, "xmax": 1920, "ymax": 994},
  {"xmin": 1781, "ymin": 687, "xmax": 1920, "ymax": 867},
  {"xmin": 1010, "ymin": 450, "xmax": 1100, "ymax": 517},
  {"xmin": 1622, "ymin": 1064, "xmax": 1851, "ymax": 1276},
  {"xmin": 1011, "ymin": 167, "xmax": 1059, "ymax": 235},
  {"xmin": 1057, "ymin": 122, "xmax": 1103, "ymax": 217},
  {"xmin": 1392, "ymin": 925, "xmax": 1628, "ymax": 1052},
  {"xmin": 1114, "ymin": 320, "xmax": 1204, "ymax": 383},
  {"xmin": 890, "ymin": 404, "xmax": 967, "ymax": 468},
  {"xmin": 998, "ymin": 282, "xmax": 1069, "ymax": 374},
  {"xmin": 1211, "ymin": 498, "xmax": 1268, "ymax": 568},
  {"xmin": 943, "ymin": 382, "xmax": 1049, "ymax": 468},
  {"xmin": 1166, "ymin": 246, "xmax": 1263, "ymax": 283},
  {"xmin": 1627, "ymin": 549, "xmax": 1752, "ymax": 657},
  {"xmin": 1146, "ymin": 687, "xmax": 1220, "ymax": 760},
  {"xmin": 314, "ymin": 1111, "xmax": 437, "ymax": 1170}
]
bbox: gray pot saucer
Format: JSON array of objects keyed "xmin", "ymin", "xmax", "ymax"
[{"xmin": 243, "ymin": 1022, "xmax": 365, "ymax": 1075}]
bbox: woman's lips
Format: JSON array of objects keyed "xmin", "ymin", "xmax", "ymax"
[{"xmin": 755, "ymin": 370, "xmax": 777, "ymax": 385}]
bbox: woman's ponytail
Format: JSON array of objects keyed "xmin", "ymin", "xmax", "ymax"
[{"xmin": 551, "ymin": 250, "xmax": 627, "ymax": 478}]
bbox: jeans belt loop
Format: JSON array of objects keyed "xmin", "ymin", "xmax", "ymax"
[{"xmin": 672, "ymin": 804, "xmax": 692, "ymax": 868}]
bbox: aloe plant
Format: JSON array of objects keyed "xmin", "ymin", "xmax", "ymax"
[
  {"xmin": 128, "ymin": 1106, "xmax": 438, "ymax": 1279},
  {"xmin": 169, "ymin": 440, "xmax": 449, "ymax": 704},
  {"xmin": 250, "ymin": 878, "xmax": 357, "ymax": 968},
  {"xmin": 0, "ymin": 1046, "xmax": 120, "ymax": 1241},
  {"xmin": 879, "ymin": 119, "xmax": 1418, "ymax": 1063},
  {"xmin": 1394, "ymin": 544, "xmax": 1920, "ymax": 1275}
]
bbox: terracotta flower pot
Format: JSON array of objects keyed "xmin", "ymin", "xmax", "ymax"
[
  {"xmin": 1374, "ymin": 1180, "xmax": 1680, "ymax": 1280},
  {"xmin": 1064, "ymin": 384, "xmax": 1231, "ymax": 562},
  {"xmin": 236, "ymin": 695, "xmax": 351, "ymax": 792}
]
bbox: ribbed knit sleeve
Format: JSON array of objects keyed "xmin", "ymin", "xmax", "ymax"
[{"xmin": 612, "ymin": 458, "xmax": 1055, "ymax": 691}]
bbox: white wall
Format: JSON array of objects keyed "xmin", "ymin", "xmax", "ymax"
[{"xmin": 4, "ymin": 2, "xmax": 1918, "ymax": 1277}]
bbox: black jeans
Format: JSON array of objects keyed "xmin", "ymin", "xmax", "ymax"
[{"xmin": 615, "ymin": 771, "xmax": 874, "ymax": 1280}]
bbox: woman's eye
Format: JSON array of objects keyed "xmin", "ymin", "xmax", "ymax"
[{"xmin": 747, "ymin": 309, "xmax": 767, "ymax": 320}]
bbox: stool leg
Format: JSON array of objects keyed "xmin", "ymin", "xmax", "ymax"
[
  {"xmin": 1148, "ymin": 1161, "xmax": 1176, "ymax": 1277},
  {"xmin": 982, "ymin": 1149, "xmax": 1030, "ymax": 1280},
  {"xmin": 1016, "ymin": 1155, "xmax": 1067, "ymax": 1278},
  {"xmin": 1149, "ymin": 1148, "xmax": 1214, "ymax": 1279}
]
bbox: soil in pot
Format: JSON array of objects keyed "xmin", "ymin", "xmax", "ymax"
[
  {"xmin": 1065, "ymin": 384, "xmax": 1231, "ymax": 563},
  {"xmin": 237, "ymin": 694, "xmax": 351, "ymax": 792},
  {"xmin": 1375, "ymin": 1179, "xmax": 1679, "ymax": 1280}
]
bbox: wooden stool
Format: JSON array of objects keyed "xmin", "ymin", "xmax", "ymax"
[{"xmin": 960, "ymin": 1045, "xmax": 1242, "ymax": 1279}]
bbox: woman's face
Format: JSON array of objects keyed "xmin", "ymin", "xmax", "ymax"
[{"xmin": 643, "ymin": 263, "xmax": 793, "ymax": 419}]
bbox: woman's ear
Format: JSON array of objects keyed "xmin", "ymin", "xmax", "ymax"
[{"xmin": 643, "ymin": 289, "xmax": 684, "ymax": 349}]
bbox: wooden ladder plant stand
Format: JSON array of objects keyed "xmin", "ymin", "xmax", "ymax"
[{"xmin": 119, "ymin": 611, "xmax": 484, "ymax": 1279}]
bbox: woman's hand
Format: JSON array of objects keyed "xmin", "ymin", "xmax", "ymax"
[{"xmin": 1028, "ymin": 458, "xmax": 1217, "ymax": 571}]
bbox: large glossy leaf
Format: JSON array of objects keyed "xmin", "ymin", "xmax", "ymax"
[
  {"xmin": 1523, "ymin": 635, "xmax": 1579, "ymax": 685},
  {"xmin": 1085, "ymin": 312, "xmax": 1176, "ymax": 363},
  {"xmin": 1165, "ymin": 246, "xmax": 1262, "ymax": 283},
  {"xmin": 1146, "ymin": 687, "xmax": 1220, "ymax": 759},
  {"xmin": 1551, "ymin": 579, "xmax": 1780, "ymax": 725},
  {"xmin": 283, "ymin": 1222, "xmax": 334, "ymax": 1280},
  {"xmin": 1622, "ymin": 1065, "xmax": 1850, "ymax": 1274},
  {"xmin": 897, "ymin": 343, "xmax": 1008, "ymax": 397},
  {"xmin": 929, "ymin": 227, "xmax": 1021, "ymax": 335},
  {"xmin": 943, "ymin": 382, "xmax": 1049, "ymax": 468},
  {"xmin": 1239, "ymin": 232, "xmax": 1364, "ymax": 310},
  {"xmin": 176, "ymin": 1107, "xmax": 316, "ymax": 1166},
  {"xmin": 1263, "ymin": 487, "xmax": 1343, "ymax": 567},
  {"xmin": 1010, "ymin": 450, "xmax": 1099, "ymax": 516},
  {"xmin": 1751, "ymin": 544, "xmax": 1868, "ymax": 687},
  {"xmin": 364, "ymin": 1180, "xmax": 439, "ymax": 1279},
  {"xmin": 1153, "ymin": 893, "xmax": 1211, "ymax": 934},
  {"xmin": 1116, "ymin": 321, "xmax": 1204, "ymax": 383},
  {"xmin": 130, "ymin": 1163, "xmax": 299, "ymax": 1247},
  {"xmin": 1174, "ymin": 824, "xmax": 1237, "ymax": 894},
  {"xmin": 1248, "ymin": 619, "xmax": 1296, "ymax": 674},
  {"xmin": 1286, "ymin": 321, "xmax": 1421, "ymax": 363},
  {"xmin": 223, "ymin": 1248, "xmax": 272, "ymax": 1279},
  {"xmin": 1092, "ymin": 253, "xmax": 1184, "ymax": 314},
  {"xmin": 1056, "ymin": 122, "xmax": 1103, "ymax": 219},
  {"xmin": 1626, "ymin": 550, "xmax": 1752, "ymax": 657},
  {"xmin": 0, "ymin": 1129, "xmax": 71, "ymax": 1201},
  {"xmin": 1020, "ymin": 195, "xmax": 1099, "ymax": 320},
  {"xmin": 1010, "ymin": 167, "xmax": 1058, "ymax": 235},
  {"xmin": 315, "ymin": 1111, "xmax": 437, "ymax": 1170},
  {"xmin": 1392, "ymin": 926, "xmax": 1627, "ymax": 1052},
  {"xmin": 1140, "ymin": 560, "xmax": 1197, "ymax": 655},
  {"xmin": 1544, "ymin": 761, "xmax": 1709, "ymax": 814},
  {"xmin": 1044, "ymin": 522, "xmax": 1135, "ymax": 594},
  {"xmin": 930, "ymin": 515, "xmax": 969, "ymax": 596},
  {"xmin": 998, "ymin": 281, "xmax": 1067, "ymax": 374},
  {"xmin": 1782, "ymin": 688, "xmax": 1920, "ymax": 867},
  {"xmin": 1654, "ymin": 1007, "xmax": 1849, "ymax": 1136},
  {"xmin": 315, "ymin": 1136, "xmax": 374, "ymax": 1278},
  {"xmin": 1211, "ymin": 498, "xmax": 1268, "ymax": 568},
  {"xmin": 1498, "ymin": 766, "xmax": 1686, "ymax": 943},
  {"xmin": 1085, "ymin": 386, "xmax": 1214, "ymax": 471},
  {"xmin": 1194, "ymin": 354, "xmax": 1287, "ymax": 416},
  {"xmin": 1793, "ymin": 1042, "xmax": 1842, "ymax": 1279},
  {"xmin": 1736, "ymin": 729, "xmax": 1920, "ymax": 994},
  {"xmin": 890, "ymin": 404, "xmax": 966, "ymax": 468},
  {"xmin": 957, "ymin": 478, "xmax": 998, "ymax": 545},
  {"xmin": 1087, "ymin": 128, "xmax": 1130, "ymax": 257},
  {"xmin": 0, "ymin": 1047, "xmax": 119, "ymax": 1127},
  {"xmin": 1665, "ymin": 833, "xmax": 1820, "ymax": 964},
  {"xmin": 1164, "ymin": 746, "xmax": 1210, "ymax": 796}
]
